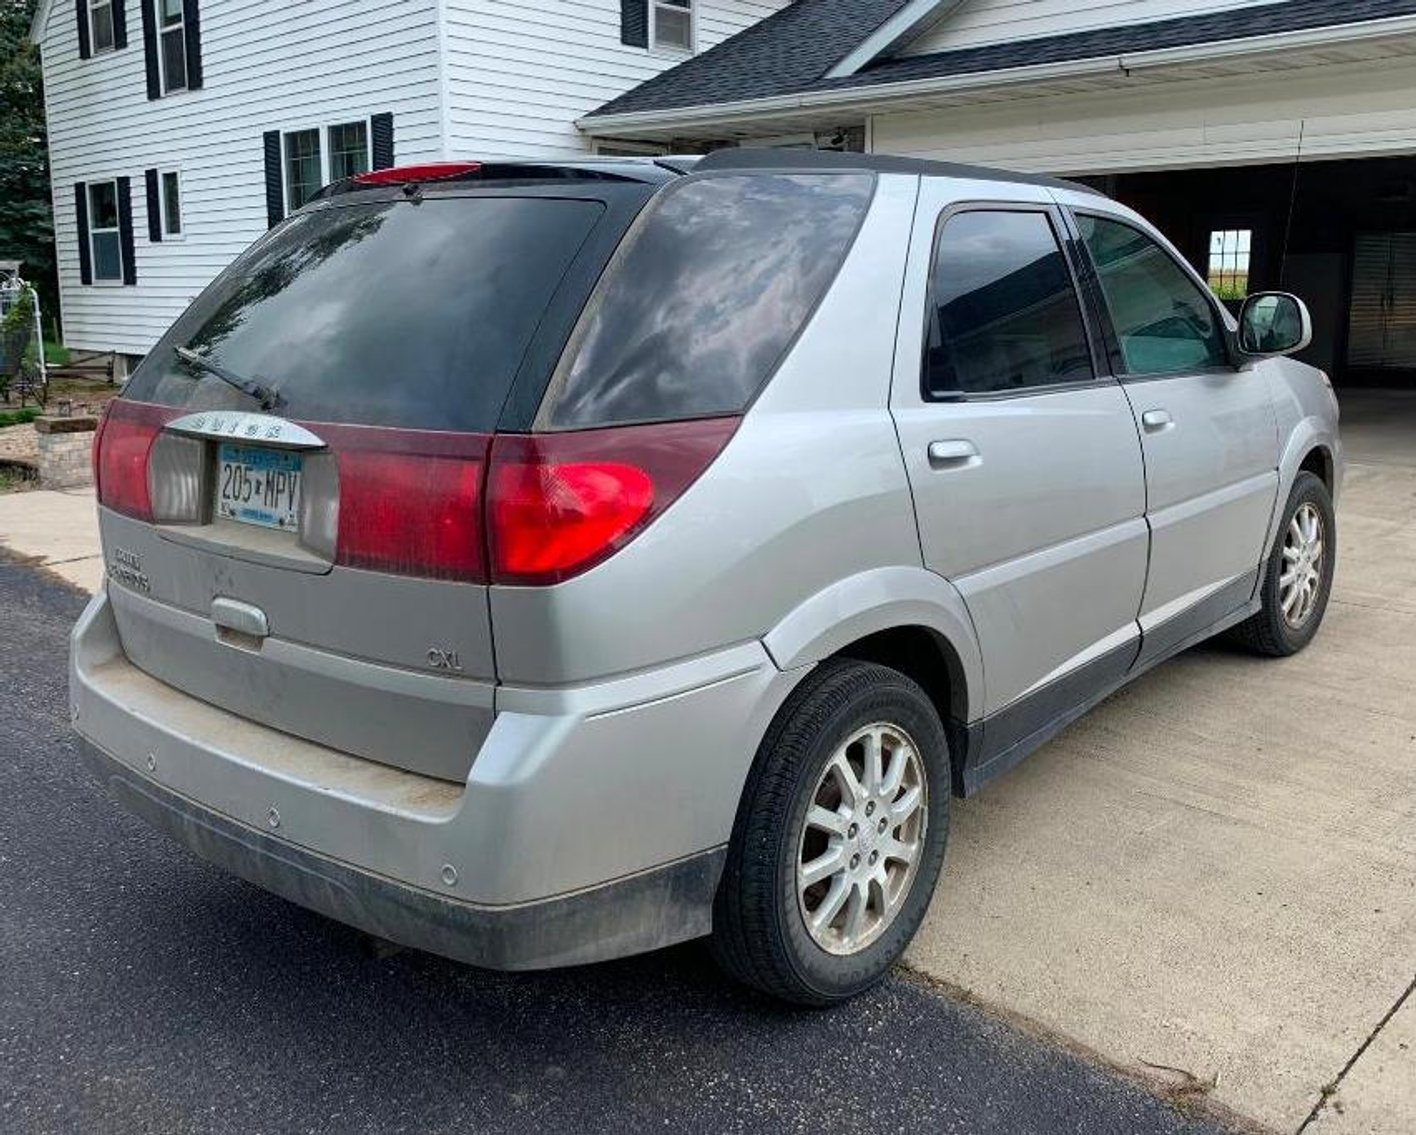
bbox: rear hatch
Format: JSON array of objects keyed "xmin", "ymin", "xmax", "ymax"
[{"xmin": 98, "ymin": 173, "xmax": 654, "ymax": 782}]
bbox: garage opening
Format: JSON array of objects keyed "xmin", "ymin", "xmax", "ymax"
[{"xmin": 1082, "ymin": 155, "xmax": 1416, "ymax": 391}]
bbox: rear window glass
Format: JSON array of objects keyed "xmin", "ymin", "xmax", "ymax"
[
  {"xmin": 123, "ymin": 196, "xmax": 604, "ymax": 431},
  {"xmin": 539, "ymin": 172, "xmax": 875, "ymax": 430}
]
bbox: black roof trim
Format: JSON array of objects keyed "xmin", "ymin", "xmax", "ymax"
[
  {"xmin": 586, "ymin": 0, "xmax": 1416, "ymax": 120},
  {"xmin": 695, "ymin": 147, "xmax": 1103, "ymax": 195}
]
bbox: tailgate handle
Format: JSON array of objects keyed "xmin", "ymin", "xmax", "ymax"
[{"xmin": 211, "ymin": 597, "xmax": 269, "ymax": 640}]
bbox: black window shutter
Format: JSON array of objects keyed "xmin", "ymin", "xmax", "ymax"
[
  {"xmin": 144, "ymin": 168, "xmax": 162, "ymax": 242},
  {"xmin": 76, "ymin": 0, "xmax": 92, "ymax": 59},
  {"xmin": 75, "ymin": 183, "xmax": 93, "ymax": 285},
  {"xmin": 371, "ymin": 113, "xmax": 394, "ymax": 171},
  {"xmin": 139, "ymin": 0, "xmax": 159, "ymax": 99},
  {"xmin": 182, "ymin": 0, "xmax": 203, "ymax": 90},
  {"xmin": 620, "ymin": 0, "xmax": 648, "ymax": 47},
  {"xmin": 117, "ymin": 176, "xmax": 137, "ymax": 285},
  {"xmin": 113, "ymin": 0, "xmax": 128, "ymax": 49},
  {"xmin": 263, "ymin": 131, "xmax": 284, "ymax": 229}
]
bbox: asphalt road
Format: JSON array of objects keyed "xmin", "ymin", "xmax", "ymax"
[{"xmin": 0, "ymin": 556, "xmax": 1230, "ymax": 1135}]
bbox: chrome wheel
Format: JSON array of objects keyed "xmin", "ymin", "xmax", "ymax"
[
  {"xmin": 1280, "ymin": 502, "xmax": 1326, "ymax": 629},
  {"xmin": 796, "ymin": 723, "xmax": 928, "ymax": 956}
]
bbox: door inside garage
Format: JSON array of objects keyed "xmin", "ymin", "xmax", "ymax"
[{"xmin": 1083, "ymin": 155, "xmax": 1416, "ymax": 390}]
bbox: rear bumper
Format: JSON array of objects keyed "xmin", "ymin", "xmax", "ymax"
[
  {"xmin": 78, "ymin": 737, "xmax": 723, "ymax": 970},
  {"xmin": 70, "ymin": 586, "xmax": 798, "ymax": 968}
]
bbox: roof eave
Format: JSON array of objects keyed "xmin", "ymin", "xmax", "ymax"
[
  {"xmin": 581, "ymin": 11, "xmax": 1416, "ymax": 136},
  {"xmin": 826, "ymin": 0, "xmax": 967, "ymax": 78}
]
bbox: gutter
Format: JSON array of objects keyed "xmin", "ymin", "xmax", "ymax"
[{"xmin": 579, "ymin": 12, "xmax": 1416, "ymax": 135}]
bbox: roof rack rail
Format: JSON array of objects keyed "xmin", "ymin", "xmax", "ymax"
[{"xmin": 693, "ymin": 148, "xmax": 1102, "ymax": 196}]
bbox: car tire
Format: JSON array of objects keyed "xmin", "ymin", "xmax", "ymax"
[
  {"xmin": 1230, "ymin": 470, "xmax": 1336, "ymax": 657},
  {"xmin": 710, "ymin": 659, "xmax": 950, "ymax": 1006}
]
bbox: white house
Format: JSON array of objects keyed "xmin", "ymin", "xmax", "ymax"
[
  {"xmin": 29, "ymin": 0, "xmax": 789, "ymax": 366},
  {"xmin": 34, "ymin": 0, "xmax": 1416, "ymax": 390}
]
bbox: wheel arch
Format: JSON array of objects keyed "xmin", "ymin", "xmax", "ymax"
[
  {"xmin": 761, "ymin": 566, "xmax": 984, "ymax": 727},
  {"xmin": 1263, "ymin": 418, "xmax": 1342, "ymax": 561}
]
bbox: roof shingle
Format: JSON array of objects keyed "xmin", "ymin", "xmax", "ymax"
[{"xmin": 585, "ymin": 0, "xmax": 1416, "ymax": 120}]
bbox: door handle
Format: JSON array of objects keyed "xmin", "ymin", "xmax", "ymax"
[
  {"xmin": 1141, "ymin": 409, "xmax": 1174, "ymax": 433},
  {"xmin": 927, "ymin": 439, "xmax": 980, "ymax": 470}
]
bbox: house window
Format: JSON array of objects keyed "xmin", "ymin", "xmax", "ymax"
[
  {"xmin": 90, "ymin": 0, "xmax": 116, "ymax": 53},
  {"xmin": 158, "ymin": 0, "xmax": 188, "ymax": 94},
  {"xmin": 88, "ymin": 181, "xmax": 124, "ymax": 283},
  {"xmin": 653, "ymin": 0, "xmax": 692, "ymax": 51},
  {"xmin": 284, "ymin": 129, "xmax": 322, "ymax": 212},
  {"xmin": 1207, "ymin": 229, "xmax": 1252, "ymax": 301},
  {"xmin": 282, "ymin": 121, "xmax": 372, "ymax": 213},
  {"xmin": 327, "ymin": 121, "xmax": 370, "ymax": 182},
  {"xmin": 160, "ymin": 170, "xmax": 182, "ymax": 237}
]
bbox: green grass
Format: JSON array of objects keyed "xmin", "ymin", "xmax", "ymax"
[
  {"xmin": 0, "ymin": 407, "xmax": 42, "ymax": 428},
  {"xmin": 43, "ymin": 341, "xmax": 71, "ymax": 367}
]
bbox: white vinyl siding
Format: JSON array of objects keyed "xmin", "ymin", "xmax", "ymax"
[
  {"xmin": 869, "ymin": 52, "xmax": 1416, "ymax": 175},
  {"xmin": 903, "ymin": 0, "xmax": 1278, "ymax": 56},
  {"xmin": 441, "ymin": 0, "xmax": 788, "ymax": 160},
  {"xmin": 37, "ymin": 0, "xmax": 443, "ymax": 355}
]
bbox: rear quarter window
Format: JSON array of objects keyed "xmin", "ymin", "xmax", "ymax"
[{"xmin": 538, "ymin": 171, "xmax": 876, "ymax": 430}]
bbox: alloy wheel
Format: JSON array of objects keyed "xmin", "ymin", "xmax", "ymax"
[
  {"xmin": 796, "ymin": 723, "xmax": 928, "ymax": 955},
  {"xmin": 1280, "ymin": 502, "xmax": 1326, "ymax": 629}
]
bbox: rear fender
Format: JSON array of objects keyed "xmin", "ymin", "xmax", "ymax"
[{"xmin": 762, "ymin": 566, "xmax": 984, "ymax": 723}]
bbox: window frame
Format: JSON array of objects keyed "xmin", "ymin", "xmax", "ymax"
[
  {"xmin": 87, "ymin": 178, "xmax": 125, "ymax": 286},
  {"xmin": 280, "ymin": 118, "xmax": 373, "ymax": 215},
  {"xmin": 89, "ymin": 0, "xmax": 116, "ymax": 54},
  {"xmin": 156, "ymin": 0, "xmax": 188, "ymax": 95},
  {"xmin": 650, "ymin": 0, "xmax": 694, "ymax": 54},
  {"xmin": 158, "ymin": 168, "xmax": 183, "ymax": 240},
  {"xmin": 325, "ymin": 119, "xmax": 373, "ymax": 183},
  {"xmin": 919, "ymin": 200, "xmax": 1112, "ymax": 404},
  {"xmin": 1066, "ymin": 206, "xmax": 1238, "ymax": 383}
]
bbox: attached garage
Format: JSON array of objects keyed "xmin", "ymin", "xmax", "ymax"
[{"xmin": 581, "ymin": 0, "xmax": 1416, "ymax": 389}]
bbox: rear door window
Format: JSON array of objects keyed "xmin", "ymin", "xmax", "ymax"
[
  {"xmin": 123, "ymin": 195, "xmax": 606, "ymax": 431},
  {"xmin": 924, "ymin": 208, "xmax": 1094, "ymax": 398},
  {"xmin": 538, "ymin": 171, "xmax": 875, "ymax": 429}
]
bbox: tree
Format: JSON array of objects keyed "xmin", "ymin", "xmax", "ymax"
[{"xmin": 1, "ymin": 0, "xmax": 56, "ymax": 334}]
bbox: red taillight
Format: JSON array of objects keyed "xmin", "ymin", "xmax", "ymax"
[
  {"xmin": 352, "ymin": 162, "xmax": 482, "ymax": 187},
  {"xmin": 487, "ymin": 417, "xmax": 739, "ymax": 586},
  {"xmin": 318, "ymin": 425, "xmax": 490, "ymax": 582},
  {"xmin": 95, "ymin": 400, "xmax": 170, "ymax": 521}
]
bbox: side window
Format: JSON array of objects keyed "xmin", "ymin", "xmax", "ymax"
[
  {"xmin": 1077, "ymin": 214, "xmax": 1229, "ymax": 377},
  {"xmin": 924, "ymin": 209, "xmax": 1094, "ymax": 398}
]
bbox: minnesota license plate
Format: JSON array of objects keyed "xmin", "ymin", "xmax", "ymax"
[{"xmin": 216, "ymin": 443, "xmax": 302, "ymax": 531}]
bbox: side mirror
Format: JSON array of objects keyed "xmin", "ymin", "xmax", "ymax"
[{"xmin": 1238, "ymin": 291, "xmax": 1312, "ymax": 357}]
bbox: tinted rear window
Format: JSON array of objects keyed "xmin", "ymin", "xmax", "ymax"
[
  {"xmin": 538, "ymin": 172, "xmax": 875, "ymax": 430},
  {"xmin": 123, "ymin": 196, "xmax": 605, "ymax": 431}
]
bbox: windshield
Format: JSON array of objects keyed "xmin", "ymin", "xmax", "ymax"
[{"xmin": 123, "ymin": 195, "xmax": 606, "ymax": 431}]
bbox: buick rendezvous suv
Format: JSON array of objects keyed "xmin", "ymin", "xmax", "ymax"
[{"xmin": 71, "ymin": 150, "xmax": 1341, "ymax": 1004}]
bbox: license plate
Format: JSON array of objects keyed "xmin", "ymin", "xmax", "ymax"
[{"xmin": 216, "ymin": 443, "xmax": 302, "ymax": 531}]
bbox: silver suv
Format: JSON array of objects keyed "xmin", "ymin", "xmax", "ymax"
[{"xmin": 71, "ymin": 150, "xmax": 1341, "ymax": 1004}]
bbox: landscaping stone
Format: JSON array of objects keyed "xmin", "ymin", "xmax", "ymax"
[{"xmin": 35, "ymin": 414, "xmax": 97, "ymax": 489}]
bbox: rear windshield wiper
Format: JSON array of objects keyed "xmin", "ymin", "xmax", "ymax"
[{"xmin": 174, "ymin": 346, "xmax": 283, "ymax": 411}]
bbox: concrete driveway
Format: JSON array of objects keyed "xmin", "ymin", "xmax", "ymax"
[
  {"xmin": 1, "ymin": 393, "xmax": 1411, "ymax": 1133},
  {"xmin": 906, "ymin": 391, "xmax": 1416, "ymax": 1133}
]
